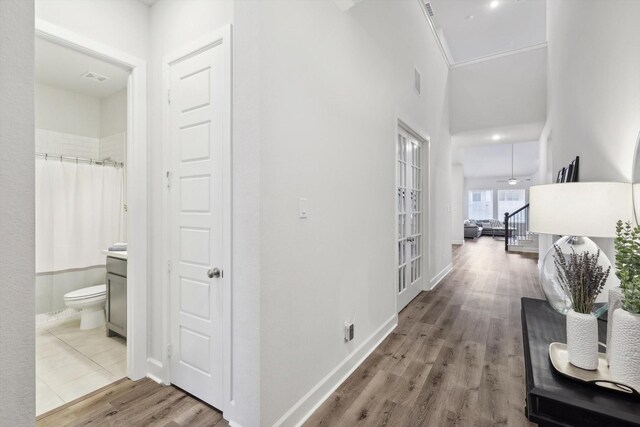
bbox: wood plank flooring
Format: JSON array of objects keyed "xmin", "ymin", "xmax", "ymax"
[
  {"xmin": 36, "ymin": 378, "xmax": 228, "ymax": 427},
  {"xmin": 37, "ymin": 237, "xmax": 540, "ymax": 427},
  {"xmin": 305, "ymin": 237, "xmax": 541, "ymax": 427}
]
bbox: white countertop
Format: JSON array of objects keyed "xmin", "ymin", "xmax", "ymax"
[{"xmin": 103, "ymin": 250, "xmax": 127, "ymax": 260}]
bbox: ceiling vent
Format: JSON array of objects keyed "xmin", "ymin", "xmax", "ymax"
[
  {"xmin": 80, "ymin": 71, "xmax": 110, "ymax": 83},
  {"xmin": 424, "ymin": 2, "xmax": 435, "ymax": 17}
]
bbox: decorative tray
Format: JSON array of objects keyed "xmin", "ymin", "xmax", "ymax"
[{"xmin": 549, "ymin": 342, "xmax": 640, "ymax": 398}]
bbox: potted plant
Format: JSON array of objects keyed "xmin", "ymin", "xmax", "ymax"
[
  {"xmin": 553, "ymin": 244, "xmax": 611, "ymax": 370},
  {"xmin": 610, "ymin": 221, "xmax": 640, "ymax": 390}
]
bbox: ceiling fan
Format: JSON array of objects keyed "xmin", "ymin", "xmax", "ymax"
[{"xmin": 497, "ymin": 144, "xmax": 531, "ymax": 186}]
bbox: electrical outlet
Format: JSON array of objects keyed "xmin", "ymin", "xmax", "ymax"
[{"xmin": 344, "ymin": 321, "xmax": 355, "ymax": 342}]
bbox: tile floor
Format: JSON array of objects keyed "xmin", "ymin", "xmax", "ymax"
[{"xmin": 36, "ymin": 319, "xmax": 126, "ymax": 416}]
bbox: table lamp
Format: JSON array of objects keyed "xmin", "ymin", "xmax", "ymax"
[{"xmin": 530, "ymin": 182, "xmax": 633, "ymax": 314}]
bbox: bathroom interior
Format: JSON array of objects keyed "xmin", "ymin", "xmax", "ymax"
[{"xmin": 35, "ymin": 37, "xmax": 129, "ymax": 416}]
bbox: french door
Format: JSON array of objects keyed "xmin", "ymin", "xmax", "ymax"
[{"xmin": 396, "ymin": 126, "xmax": 424, "ymax": 311}]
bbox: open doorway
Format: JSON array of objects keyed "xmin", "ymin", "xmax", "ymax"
[
  {"xmin": 33, "ymin": 21, "xmax": 148, "ymax": 414},
  {"xmin": 33, "ymin": 36, "xmax": 129, "ymax": 415}
]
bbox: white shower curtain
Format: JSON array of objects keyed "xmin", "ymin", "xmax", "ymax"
[{"xmin": 36, "ymin": 158, "xmax": 124, "ymax": 273}]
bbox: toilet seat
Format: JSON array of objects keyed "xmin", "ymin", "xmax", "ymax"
[{"xmin": 64, "ymin": 284, "xmax": 106, "ymax": 301}]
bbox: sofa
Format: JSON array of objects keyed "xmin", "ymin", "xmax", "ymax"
[
  {"xmin": 470, "ymin": 219, "xmax": 513, "ymax": 238},
  {"xmin": 464, "ymin": 222, "xmax": 482, "ymax": 239}
]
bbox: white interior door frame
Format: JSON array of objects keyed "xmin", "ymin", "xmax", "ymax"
[
  {"xmin": 34, "ymin": 18, "xmax": 149, "ymax": 380},
  {"xmin": 394, "ymin": 115, "xmax": 431, "ymax": 313},
  {"xmin": 161, "ymin": 25, "xmax": 233, "ymax": 414}
]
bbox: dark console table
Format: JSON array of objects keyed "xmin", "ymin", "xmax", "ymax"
[{"xmin": 521, "ymin": 297, "xmax": 640, "ymax": 427}]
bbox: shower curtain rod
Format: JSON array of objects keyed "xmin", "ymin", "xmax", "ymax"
[{"xmin": 35, "ymin": 152, "xmax": 124, "ymax": 168}]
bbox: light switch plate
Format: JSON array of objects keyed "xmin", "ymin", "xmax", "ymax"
[{"xmin": 299, "ymin": 198, "xmax": 308, "ymax": 219}]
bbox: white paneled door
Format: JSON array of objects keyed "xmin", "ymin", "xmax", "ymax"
[
  {"xmin": 396, "ymin": 127, "xmax": 424, "ymax": 311},
  {"xmin": 168, "ymin": 36, "xmax": 228, "ymax": 410}
]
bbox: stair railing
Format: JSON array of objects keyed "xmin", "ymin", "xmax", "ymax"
[{"xmin": 504, "ymin": 204, "xmax": 530, "ymax": 251}]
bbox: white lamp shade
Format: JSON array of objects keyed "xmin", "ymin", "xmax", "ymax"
[{"xmin": 530, "ymin": 182, "xmax": 633, "ymax": 238}]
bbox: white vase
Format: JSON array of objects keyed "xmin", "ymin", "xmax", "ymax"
[
  {"xmin": 606, "ymin": 287, "xmax": 623, "ymax": 365},
  {"xmin": 610, "ymin": 308, "xmax": 640, "ymax": 391},
  {"xmin": 566, "ymin": 309, "xmax": 599, "ymax": 370}
]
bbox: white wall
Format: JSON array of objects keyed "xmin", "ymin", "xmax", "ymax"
[
  {"xmin": 35, "ymin": 83, "xmax": 100, "ymax": 138},
  {"xmin": 0, "ymin": 1, "xmax": 35, "ymax": 425},
  {"xmin": 450, "ymin": 47, "xmax": 547, "ymax": 134},
  {"xmin": 451, "ymin": 164, "xmax": 464, "ymax": 244},
  {"xmin": 100, "ymin": 89, "xmax": 127, "ymax": 137},
  {"xmin": 35, "ymin": 0, "xmax": 149, "ymax": 61},
  {"xmin": 100, "ymin": 89, "xmax": 127, "ymax": 163},
  {"xmin": 547, "ymin": 0, "xmax": 640, "ymax": 183},
  {"xmin": 255, "ymin": 0, "xmax": 451, "ymax": 424}
]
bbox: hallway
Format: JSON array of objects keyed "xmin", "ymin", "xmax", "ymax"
[{"xmin": 305, "ymin": 238, "xmax": 540, "ymax": 426}]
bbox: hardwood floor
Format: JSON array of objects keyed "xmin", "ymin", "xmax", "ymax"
[
  {"xmin": 305, "ymin": 237, "xmax": 541, "ymax": 427},
  {"xmin": 36, "ymin": 378, "xmax": 229, "ymax": 427},
  {"xmin": 37, "ymin": 237, "xmax": 540, "ymax": 427}
]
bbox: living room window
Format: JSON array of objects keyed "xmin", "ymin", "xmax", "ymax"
[
  {"xmin": 498, "ymin": 189, "xmax": 526, "ymax": 217},
  {"xmin": 468, "ymin": 190, "xmax": 493, "ymax": 219}
]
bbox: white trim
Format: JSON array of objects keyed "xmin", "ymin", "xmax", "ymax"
[
  {"xmin": 417, "ymin": 0, "xmax": 451, "ymax": 69},
  {"xmin": 508, "ymin": 246, "xmax": 539, "ymax": 254},
  {"xmin": 429, "ymin": 263, "xmax": 453, "ymax": 290},
  {"xmin": 146, "ymin": 358, "xmax": 166, "ymax": 385},
  {"xmin": 34, "ymin": 19, "xmax": 148, "ymax": 381},
  {"xmin": 161, "ymin": 24, "xmax": 233, "ymax": 417},
  {"xmin": 449, "ymin": 43, "xmax": 548, "ymax": 69},
  {"xmin": 273, "ymin": 314, "xmax": 398, "ymax": 427},
  {"xmin": 452, "ymin": 239, "xmax": 465, "ymax": 245}
]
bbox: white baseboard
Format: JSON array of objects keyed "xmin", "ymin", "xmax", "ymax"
[
  {"xmin": 452, "ymin": 239, "xmax": 464, "ymax": 245},
  {"xmin": 508, "ymin": 246, "xmax": 539, "ymax": 254},
  {"xmin": 429, "ymin": 263, "xmax": 453, "ymax": 290},
  {"xmin": 273, "ymin": 314, "xmax": 398, "ymax": 427},
  {"xmin": 146, "ymin": 357, "xmax": 166, "ymax": 385}
]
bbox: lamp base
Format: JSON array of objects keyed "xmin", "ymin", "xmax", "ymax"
[{"xmin": 539, "ymin": 236, "xmax": 612, "ymax": 314}]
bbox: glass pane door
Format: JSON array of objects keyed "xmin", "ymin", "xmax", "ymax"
[{"xmin": 397, "ymin": 127, "xmax": 423, "ymax": 311}]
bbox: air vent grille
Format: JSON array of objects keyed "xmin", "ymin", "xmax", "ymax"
[
  {"xmin": 80, "ymin": 71, "xmax": 110, "ymax": 83},
  {"xmin": 424, "ymin": 2, "xmax": 435, "ymax": 17}
]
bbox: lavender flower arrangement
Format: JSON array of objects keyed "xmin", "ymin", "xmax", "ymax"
[{"xmin": 553, "ymin": 245, "xmax": 611, "ymax": 314}]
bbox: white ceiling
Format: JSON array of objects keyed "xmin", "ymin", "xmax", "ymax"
[
  {"xmin": 461, "ymin": 141, "xmax": 539, "ymax": 178},
  {"xmin": 452, "ymin": 122, "xmax": 545, "ymax": 148},
  {"xmin": 427, "ymin": 0, "xmax": 546, "ymax": 64},
  {"xmin": 137, "ymin": 0, "xmax": 159, "ymax": 6},
  {"xmin": 35, "ymin": 37, "xmax": 129, "ymax": 99}
]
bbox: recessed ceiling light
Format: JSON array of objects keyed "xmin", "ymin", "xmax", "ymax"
[
  {"xmin": 490, "ymin": 1, "xmax": 499, "ymax": 9},
  {"xmin": 492, "ymin": 134, "xmax": 501, "ymax": 141}
]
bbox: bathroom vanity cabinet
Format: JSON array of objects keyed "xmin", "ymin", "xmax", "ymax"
[{"xmin": 106, "ymin": 256, "xmax": 127, "ymax": 338}]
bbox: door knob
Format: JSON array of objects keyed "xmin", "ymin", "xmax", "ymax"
[{"xmin": 208, "ymin": 268, "xmax": 221, "ymax": 279}]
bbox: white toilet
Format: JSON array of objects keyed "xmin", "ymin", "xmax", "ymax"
[{"xmin": 63, "ymin": 284, "xmax": 107, "ymax": 330}]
